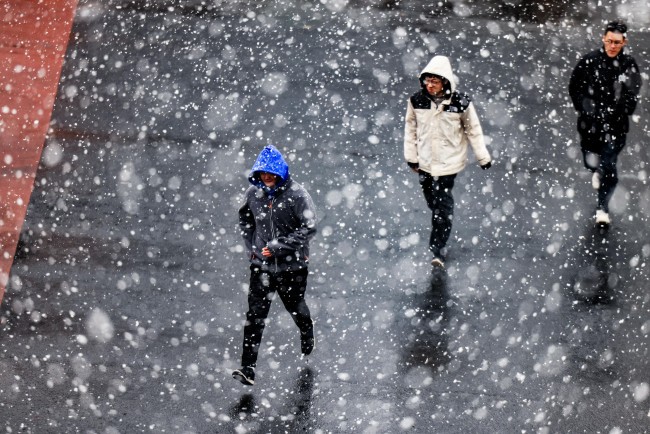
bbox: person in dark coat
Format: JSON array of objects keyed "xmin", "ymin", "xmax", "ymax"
[
  {"xmin": 232, "ymin": 145, "xmax": 317, "ymax": 386},
  {"xmin": 569, "ymin": 20, "xmax": 642, "ymax": 225}
]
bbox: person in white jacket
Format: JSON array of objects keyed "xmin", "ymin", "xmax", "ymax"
[{"xmin": 404, "ymin": 55, "xmax": 492, "ymax": 268}]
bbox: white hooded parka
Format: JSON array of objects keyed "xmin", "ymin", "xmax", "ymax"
[{"xmin": 403, "ymin": 56, "xmax": 491, "ymax": 176}]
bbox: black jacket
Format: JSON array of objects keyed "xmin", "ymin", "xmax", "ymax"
[
  {"xmin": 239, "ymin": 177, "xmax": 317, "ymax": 273},
  {"xmin": 569, "ymin": 47, "xmax": 642, "ymax": 144}
]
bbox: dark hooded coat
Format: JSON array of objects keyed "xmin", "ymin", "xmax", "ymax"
[{"xmin": 239, "ymin": 145, "xmax": 317, "ymax": 272}]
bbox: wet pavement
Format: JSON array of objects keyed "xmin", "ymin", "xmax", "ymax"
[{"xmin": 1, "ymin": 1, "xmax": 650, "ymax": 432}]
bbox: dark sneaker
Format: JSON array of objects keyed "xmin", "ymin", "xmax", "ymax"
[
  {"xmin": 232, "ymin": 367, "xmax": 255, "ymax": 386},
  {"xmin": 301, "ymin": 329, "xmax": 315, "ymax": 355},
  {"xmin": 431, "ymin": 256, "xmax": 445, "ymax": 268}
]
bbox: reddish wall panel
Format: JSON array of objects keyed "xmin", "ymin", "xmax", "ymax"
[{"xmin": 0, "ymin": 0, "xmax": 78, "ymax": 302}]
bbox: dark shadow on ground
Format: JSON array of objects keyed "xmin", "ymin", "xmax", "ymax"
[
  {"xmin": 229, "ymin": 393, "xmax": 257, "ymax": 421},
  {"xmin": 401, "ymin": 268, "xmax": 451, "ymax": 373},
  {"xmin": 285, "ymin": 366, "xmax": 315, "ymax": 431},
  {"xmin": 570, "ymin": 224, "xmax": 617, "ymax": 305},
  {"xmin": 230, "ymin": 366, "xmax": 315, "ymax": 432}
]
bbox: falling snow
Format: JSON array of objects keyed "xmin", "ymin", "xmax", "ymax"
[{"xmin": 1, "ymin": 0, "xmax": 649, "ymax": 432}]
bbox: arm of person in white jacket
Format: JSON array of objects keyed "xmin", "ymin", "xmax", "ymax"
[
  {"xmin": 403, "ymin": 100, "xmax": 420, "ymax": 172},
  {"xmin": 461, "ymin": 102, "xmax": 492, "ymax": 166}
]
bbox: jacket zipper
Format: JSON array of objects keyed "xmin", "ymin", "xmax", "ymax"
[{"xmin": 268, "ymin": 197, "xmax": 278, "ymax": 273}]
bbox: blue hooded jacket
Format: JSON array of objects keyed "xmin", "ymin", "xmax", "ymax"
[
  {"xmin": 239, "ymin": 145, "xmax": 317, "ymax": 272},
  {"xmin": 248, "ymin": 145, "xmax": 290, "ymax": 196}
]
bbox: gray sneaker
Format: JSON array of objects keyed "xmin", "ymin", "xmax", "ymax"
[{"xmin": 431, "ymin": 256, "xmax": 445, "ymax": 268}]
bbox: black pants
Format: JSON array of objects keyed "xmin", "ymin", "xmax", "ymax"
[
  {"xmin": 241, "ymin": 266, "xmax": 312, "ymax": 368},
  {"xmin": 419, "ymin": 171, "xmax": 456, "ymax": 257},
  {"xmin": 582, "ymin": 133, "xmax": 626, "ymax": 213}
]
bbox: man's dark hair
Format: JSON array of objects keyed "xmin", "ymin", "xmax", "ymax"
[{"xmin": 604, "ymin": 20, "xmax": 627, "ymax": 36}]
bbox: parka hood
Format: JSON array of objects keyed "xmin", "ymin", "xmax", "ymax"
[
  {"xmin": 419, "ymin": 55, "xmax": 456, "ymax": 93},
  {"xmin": 248, "ymin": 145, "xmax": 290, "ymax": 192}
]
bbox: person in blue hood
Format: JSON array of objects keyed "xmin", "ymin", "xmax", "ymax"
[
  {"xmin": 233, "ymin": 145, "xmax": 317, "ymax": 386},
  {"xmin": 247, "ymin": 143, "xmax": 291, "ymax": 195}
]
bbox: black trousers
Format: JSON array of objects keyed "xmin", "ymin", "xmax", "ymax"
[
  {"xmin": 241, "ymin": 265, "xmax": 312, "ymax": 368},
  {"xmin": 418, "ymin": 171, "xmax": 456, "ymax": 257},
  {"xmin": 581, "ymin": 133, "xmax": 626, "ymax": 213}
]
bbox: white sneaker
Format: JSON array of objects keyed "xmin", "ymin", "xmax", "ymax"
[
  {"xmin": 595, "ymin": 209, "xmax": 610, "ymax": 225},
  {"xmin": 591, "ymin": 172, "xmax": 601, "ymax": 190}
]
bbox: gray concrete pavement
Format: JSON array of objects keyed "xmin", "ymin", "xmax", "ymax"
[{"xmin": 1, "ymin": 1, "xmax": 649, "ymax": 432}]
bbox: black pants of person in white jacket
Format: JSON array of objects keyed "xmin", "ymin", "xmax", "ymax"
[{"xmin": 418, "ymin": 171, "xmax": 456, "ymax": 259}]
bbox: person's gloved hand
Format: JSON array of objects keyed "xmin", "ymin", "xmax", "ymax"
[
  {"xmin": 407, "ymin": 161, "xmax": 419, "ymax": 173},
  {"xmin": 481, "ymin": 161, "xmax": 492, "ymax": 170}
]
